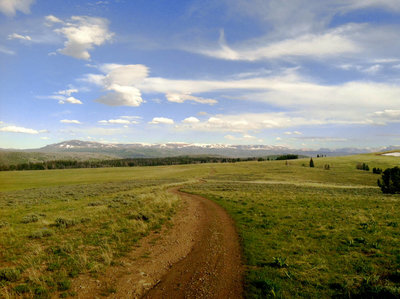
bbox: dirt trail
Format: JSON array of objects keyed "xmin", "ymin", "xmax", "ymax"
[{"xmin": 72, "ymin": 187, "xmax": 243, "ymax": 298}]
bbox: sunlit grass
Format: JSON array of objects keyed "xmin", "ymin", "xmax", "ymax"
[{"xmin": 0, "ymin": 180, "xmax": 180, "ymax": 297}]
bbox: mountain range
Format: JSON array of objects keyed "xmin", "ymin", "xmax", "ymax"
[{"xmin": 11, "ymin": 140, "xmax": 400, "ymax": 158}]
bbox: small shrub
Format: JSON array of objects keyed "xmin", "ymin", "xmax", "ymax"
[
  {"xmin": 34, "ymin": 285, "xmax": 48, "ymax": 296},
  {"xmin": 377, "ymin": 167, "xmax": 400, "ymax": 194},
  {"xmin": 0, "ymin": 268, "xmax": 21, "ymax": 282},
  {"xmin": 57, "ymin": 278, "xmax": 71, "ymax": 291},
  {"xmin": 55, "ymin": 218, "xmax": 77, "ymax": 228},
  {"xmin": 80, "ymin": 217, "xmax": 91, "ymax": 223},
  {"xmin": 21, "ymin": 214, "xmax": 39, "ymax": 224},
  {"xmin": 271, "ymin": 256, "xmax": 288, "ymax": 268},
  {"xmin": 356, "ymin": 163, "xmax": 370, "ymax": 171},
  {"xmin": 13, "ymin": 284, "xmax": 30, "ymax": 294},
  {"xmin": 88, "ymin": 201, "xmax": 103, "ymax": 206},
  {"xmin": 28, "ymin": 229, "xmax": 53, "ymax": 239},
  {"xmin": 0, "ymin": 221, "xmax": 9, "ymax": 228},
  {"xmin": 247, "ymin": 271, "xmax": 280, "ymax": 298},
  {"xmin": 372, "ymin": 167, "xmax": 382, "ymax": 174},
  {"xmin": 324, "ymin": 164, "xmax": 330, "ymax": 170},
  {"xmin": 387, "ymin": 221, "xmax": 398, "ymax": 227}
]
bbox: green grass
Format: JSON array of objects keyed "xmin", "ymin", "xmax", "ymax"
[
  {"xmin": 0, "ymin": 154, "xmax": 399, "ymax": 298},
  {"xmin": 182, "ymin": 154, "xmax": 400, "ymax": 298},
  {"xmin": 0, "ymin": 179, "xmax": 183, "ymax": 297}
]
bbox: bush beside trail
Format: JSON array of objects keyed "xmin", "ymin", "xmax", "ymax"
[{"xmin": 378, "ymin": 166, "xmax": 400, "ymax": 194}]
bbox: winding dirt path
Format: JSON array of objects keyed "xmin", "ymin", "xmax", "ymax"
[
  {"xmin": 72, "ymin": 187, "xmax": 243, "ymax": 298},
  {"xmin": 143, "ymin": 188, "xmax": 243, "ymax": 299}
]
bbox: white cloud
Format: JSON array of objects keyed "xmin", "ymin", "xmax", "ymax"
[
  {"xmin": 346, "ymin": 0, "xmax": 400, "ymax": 12},
  {"xmin": 363, "ymin": 64, "xmax": 382, "ymax": 74},
  {"xmin": 373, "ymin": 109, "xmax": 400, "ymax": 122},
  {"xmin": 64, "ymin": 97, "xmax": 82, "ymax": 104},
  {"xmin": 60, "ymin": 119, "xmax": 82, "ymax": 124},
  {"xmin": 84, "ymin": 64, "xmax": 218, "ymax": 107},
  {"xmin": 0, "ymin": 0, "xmax": 35, "ymax": 16},
  {"xmin": 284, "ymin": 131, "xmax": 302, "ymax": 135},
  {"xmin": 182, "ymin": 117, "xmax": 200, "ymax": 124},
  {"xmin": 149, "ymin": 117, "xmax": 174, "ymax": 125},
  {"xmin": 95, "ymin": 85, "xmax": 143, "ymax": 106},
  {"xmin": 52, "ymin": 16, "xmax": 114, "ymax": 60},
  {"xmin": 0, "ymin": 125, "xmax": 39, "ymax": 134},
  {"xmin": 88, "ymin": 64, "xmax": 148, "ymax": 106},
  {"xmin": 56, "ymin": 88, "xmax": 78, "ymax": 96},
  {"xmin": 39, "ymin": 89, "xmax": 83, "ymax": 105},
  {"xmin": 177, "ymin": 110, "xmax": 374, "ymax": 134},
  {"xmin": 98, "ymin": 119, "xmax": 136, "ymax": 125},
  {"xmin": 7, "ymin": 33, "xmax": 31, "ymax": 41},
  {"xmin": 83, "ymin": 64, "xmax": 400, "ymax": 125},
  {"xmin": 120, "ymin": 115, "xmax": 142, "ymax": 120},
  {"xmin": 40, "ymin": 136, "xmax": 50, "ymax": 140},
  {"xmin": 45, "ymin": 15, "xmax": 62, "ymax": 24},
  {"xmin": 166, "ymin": 93, "xmax": 217, "ymax": 105}
]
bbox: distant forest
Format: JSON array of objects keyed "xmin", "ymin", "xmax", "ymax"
[{"xmin": 0, "ymin": 154, "xmax": 299, "ymax": 171}]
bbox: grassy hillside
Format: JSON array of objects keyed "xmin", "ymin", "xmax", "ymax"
[
  {"xmin": 0, "ymin": 151, "xmax": 117, "ymax": 166},
  {"xmin": 0, "ymin": 153, "xmax": 399, "ymax": 297}
]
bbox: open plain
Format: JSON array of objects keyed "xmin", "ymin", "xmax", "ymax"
[{"xmin": 0, "ymin": 153, "xmax": 399, "ymax": 298}]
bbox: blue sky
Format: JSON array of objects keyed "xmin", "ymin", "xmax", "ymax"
[{"xmin": 1, "ymin": 0, "xmax": 400, "ymax": 149}]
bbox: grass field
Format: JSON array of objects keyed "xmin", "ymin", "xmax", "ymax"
[
  {"xmin": 183, "ymin": 154, "xmax": 400, "ymax": 298},
  {"xmin": 0, "ymin": 154, "xmax": 399, "ymax": 298}
]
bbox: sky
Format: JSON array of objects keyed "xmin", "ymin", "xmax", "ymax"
[{"xmin": 1, "ymin": 0, "xmax": 400, "ymax": 149}]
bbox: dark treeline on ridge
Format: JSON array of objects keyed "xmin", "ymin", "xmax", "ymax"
[
  {"xmin": 275, "ymin": 154, "xmax": 299, "ymax": 160},
  {"xmin": 0, "ymin": 155, "xmax": 298, "ymax": 171}
]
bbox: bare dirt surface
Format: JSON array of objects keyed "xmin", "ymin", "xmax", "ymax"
[{"xmin": 71, "ymin": 187, "xmax": 243, "ymax": 299}]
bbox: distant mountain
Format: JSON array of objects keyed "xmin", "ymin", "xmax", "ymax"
[{"xmin": 13, "ymin": 140, "xmax": 400, "ymax": 159}]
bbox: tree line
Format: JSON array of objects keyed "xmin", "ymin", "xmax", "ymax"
[{"xmin": 0, "ymin": 156, "xmax": 278, "ymax": 171}]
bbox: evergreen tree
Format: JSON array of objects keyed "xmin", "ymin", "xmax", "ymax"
[
  {"xmin": 309, "ymin": 158, "xmax": 314, "ymax": 168},
  {"xmin": 377, "ymin": 167, "xmax": 400, "ymax": 194}
]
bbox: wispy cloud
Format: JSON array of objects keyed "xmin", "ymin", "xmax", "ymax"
[
  {"xmin": 38, "ymin": 88, "xmax": 83, "ymax": 105},
  {"xmin": 0, "ymin": 125, "xmax": 39, "ymax": 134},
  {"xmin": 166, "ymin": 93, "xmax": 217, "ymax": 105},
  {"xmin": 284, "ymin": 131, "xmax": 302, "ymax": 135},
  {"xmin": 196, "ymin": 25, "xmax": 359, "ymax": 61},
  {"xmin": 0, "ymin": 45, "xmax": 15, "ymax": 55},
  {"xmin": 7, "ymin": 33, "xmax": 32, "ymax": 41},
  {"xmin": 98, "ymin": 119, "xmax": 138, "ymax": 125},
  {"xmin": 60, "ymin": 119, "xmax": 82, "ymax": 124}
]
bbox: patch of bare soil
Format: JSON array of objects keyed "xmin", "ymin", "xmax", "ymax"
[{"xmin": 71, "ymin": 187, "xmax": 243, "ymax": 298}]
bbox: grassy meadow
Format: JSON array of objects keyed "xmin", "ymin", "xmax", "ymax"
[
  {"xmin": 183, "ymin": 154, "xmax": 400, "ymax": 298},
  {"xmin": 0, "ymin": 153, "xmax": 399, "ymax": 298},
  {"xmin": 0, "ymin": 165, "xmax": 211, "ymax": 298}
]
